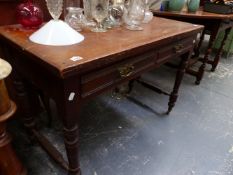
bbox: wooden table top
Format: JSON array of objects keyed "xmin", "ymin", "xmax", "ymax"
[
  {"xmin": 0, "ymin": 17, "xmax": 203, "ymax": 77},
  {"xmin": 153, "ymin": 8, "xmax": 233, "ymax": 20}
]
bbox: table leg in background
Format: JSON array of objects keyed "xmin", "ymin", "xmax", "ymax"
[
  {"xmin": 195, "ymin": 27, "xmax": 218, "ymax": 85},
  {"xmin": 211, "ymin": 27, "xmax": 231, "ymax": 71},
  {"xmin": 167, "ymin": 51, "xmax": 190, "ymax": 114}
]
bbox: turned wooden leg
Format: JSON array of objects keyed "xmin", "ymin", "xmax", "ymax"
[
  {"xmin": 39, "ymin": 91, "xmax": 53, "ymax": 127},
  {"xmin": 0, "ymin": 59, "xmax": 26, "ymax": 175},
  {"xmin": 211, "ymin": 27, "xmax": 231, "ymax": 72},
  {"xmin": 195, "ymin": 28, "xmax": 218, "ymax": 85},
  {"xmin": 56, "ymin": 78, "xmax": 82, "ymax": 175},
  {"xmin": 11, "ymin": 73, "xmax": 36, "ymax": 131},
  {"xmin": 59, "ymin": 105, "xmax": 81, "ymax": 175},
  {"xmin": 127, "ymin": 79, "xmax": 136, "ymax": 94},
  {"xmin": 167, "ymin": 52, "xmax": 190, "ymax": 114},
  {"xmin": 63, "ymin": 123, "xmax": 80, "ymax": 175},
  {"xmin": 193, "ymin": 30, "xmax": 205, "ymax": 58}
]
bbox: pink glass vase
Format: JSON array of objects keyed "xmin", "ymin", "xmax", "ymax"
[{"xmin": 16, "ymin": 0, "xmax": 43, "ymax": 29}]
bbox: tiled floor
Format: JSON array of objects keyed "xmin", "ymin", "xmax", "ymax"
[{"xmin": 10, "ymin": 52, "xmax": 233, "ymax": 175}]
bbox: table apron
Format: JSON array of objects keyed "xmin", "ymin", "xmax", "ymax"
[
  {"xmin": 81, "ymin": 36, "xmax": 195, "ymax": 100},
  {"xmin": 2, "ymin": 34, "xmax": 196, "ymax": 102}
]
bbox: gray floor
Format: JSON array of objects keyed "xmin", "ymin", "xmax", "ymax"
[{"xmin": 10, "ymin": 52, "xmax": 233, "ymax": 175}]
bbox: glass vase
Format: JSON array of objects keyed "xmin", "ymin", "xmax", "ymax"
[
  {"xmin": 91, "ymin": 0, "xmax": 110, "ymax": 32},
  {"xmin": 187, "ymin": 0, "xmax": 200, "ymax": 12},
  {"xmin": 64, "ymin": 0, "xmax": 80, "ymax": 17},
  {"xmin": 168, "ymin": 0, "xmax": 186, "ymax": 11},
  {"xmin": 143, "ymin": 0, "xmax": 153, "ymax": 23},
  {"xmin": 109, "ymin": 0, "xmax": 125, "ymax": 27},
  {"xmin": 82, "ymin": 0, "xmax": 96, "ymax": 28},
  {"xmin": 16, "ymin": 0, "xmax": 43, "ymax": 29}
]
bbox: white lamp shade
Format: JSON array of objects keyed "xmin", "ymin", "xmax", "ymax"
[{"xmin": 29, "ymin": 20, "xmax": 84, "ymax": 46}]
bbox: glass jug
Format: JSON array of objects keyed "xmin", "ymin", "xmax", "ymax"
[
  {"xmin": 124, "ymin": 0, "xmax": 145, "ymax": 31},
  {"xmin": 65, "ymin": 7, "xmax": 84, "ymax": 31}
]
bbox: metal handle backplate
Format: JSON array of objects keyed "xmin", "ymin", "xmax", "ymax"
[
  {"xmin": 173, "ymin": 44, "xmax": 184, "ymax": 53},
  {"xmin": 118, "ymin": 64, "xmax": 134, "ymax": 78}
]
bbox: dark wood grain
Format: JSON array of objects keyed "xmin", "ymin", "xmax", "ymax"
[
  {"xmin": 0, "ymin": 80, "xmax": 11, "ymax": 115},
  {"xmin": 0, "ymin": 0, "xmax": 18, "ymax": 26}
]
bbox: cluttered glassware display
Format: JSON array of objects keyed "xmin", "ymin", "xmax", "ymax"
[
  {"xmin": 25, "ymin": 0, "xmax": 154, "ymax": 46},
  {"xmin": 64, "ymin": 0, "xmax": 154, "ymax": 32}
]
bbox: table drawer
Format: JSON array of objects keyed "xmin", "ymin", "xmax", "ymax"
[
  {"xmin": 81, "ymin": 51, "xmax": 157, "ymax": 98},
  {"xmin": 156, "ymin": 37, "xmax": 194, "ymax": 64}
]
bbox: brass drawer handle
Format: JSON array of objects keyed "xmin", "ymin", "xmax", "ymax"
[
  {"xmin": 118, "ymin": 64, "xmax": 134, "ymax": 78},
  {"xmin": 173, "ymin": 44, "xmax": 184, "ymax": 53}
]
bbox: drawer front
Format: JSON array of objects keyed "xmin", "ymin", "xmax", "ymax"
[
  {"xmin": 156, "ymin": 37, "xmax": 194, "ymax": 64},
  {"xmin": 81, "ymin": 51, "xmax": 157, "ymax": 98}
]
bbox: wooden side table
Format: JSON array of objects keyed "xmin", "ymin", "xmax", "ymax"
[
  {"xmin": 153, "ymin": 9, "xmax": 233, "ymax": 84},
  {"xmin": 0, "ymin": 58, "xmax": 26, "ymax": 175}
]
